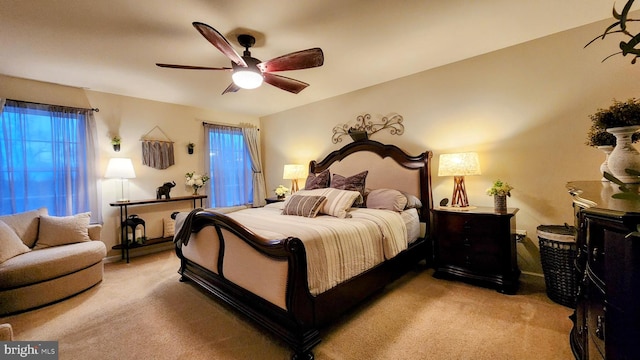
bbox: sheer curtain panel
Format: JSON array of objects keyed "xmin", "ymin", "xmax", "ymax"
[
  {"xmin": 0, "ymin": 99, "xmax": 101, "ymax": 222},
  {"xmin": 204, "ymin": 123, "xmax": 253, "ymax": 207}
]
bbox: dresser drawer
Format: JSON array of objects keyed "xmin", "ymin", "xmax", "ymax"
[{"xmin": 586, "ymin": 277, "xmax": 605, "ymax": 356}]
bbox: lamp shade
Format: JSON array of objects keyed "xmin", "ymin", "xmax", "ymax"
[
  {"xmin": 438, "ymin": 152, "xmax": 481, "ymax": 177},
  {"xmin": 282, "ymin": 164, "xmax": 306, "ymax": 180},
  {"xmin": 105, "ymin": 158, "xmax": 136, "ymax": 179}
]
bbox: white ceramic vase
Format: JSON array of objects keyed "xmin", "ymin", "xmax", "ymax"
[
  {"xmin": 597, "ymin": 145, "xmax": 614, "ymax": 182},
  {"xmin": 606, "ymin": 126, "xmax": 640, "ymax": 183}
]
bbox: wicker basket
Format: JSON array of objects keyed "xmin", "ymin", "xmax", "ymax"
[{"xmin": 537, "ymin": 225, "xmax": 577, "ymax": 308}]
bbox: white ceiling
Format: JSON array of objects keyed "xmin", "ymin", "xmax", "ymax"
[{"xmin": 0, "ymin": 0, "xmax": 629, "ymax": 117}]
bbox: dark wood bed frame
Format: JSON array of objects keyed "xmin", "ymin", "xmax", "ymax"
[{"xmin": 174, "ymin": 140, "xmax": 433, "ymax": 359}]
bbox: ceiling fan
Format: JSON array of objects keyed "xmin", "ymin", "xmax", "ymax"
[{"xmin": 156, "ymin": 22, "xmax": 324, "ymax": 95}]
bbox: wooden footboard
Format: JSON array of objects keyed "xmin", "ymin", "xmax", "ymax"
[
  {"xmin": 175, "ymin": 209, "xmax": 429, "ymax": 359},
  {"xmin": 175, "ymin": 210, "xmax": 321, "ymax": 358}
]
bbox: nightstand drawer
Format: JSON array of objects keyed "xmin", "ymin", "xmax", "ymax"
[
  {"xmin": 439, "ymin": 233, "xmax": 503, "ymax": 256},
  {"xmin": 437, "ymin": 213, "xmax": 504, "ymax": 236}
]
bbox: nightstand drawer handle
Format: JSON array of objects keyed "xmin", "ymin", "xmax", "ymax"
[
  {"xmin": 465, "ymin": 255, "xmax": 472, "ymax": 265},
  {"xmin": 592, "ymin": 247, "xmax": 602, "ymax": 261}
]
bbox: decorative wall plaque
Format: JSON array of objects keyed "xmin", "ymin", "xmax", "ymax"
[{"xmin": 332, "ymin": 113, "xmax": 404, "ymax": 144}]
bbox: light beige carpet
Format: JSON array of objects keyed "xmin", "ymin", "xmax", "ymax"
[{"xmin": 0, "ymin": 250, "xmax": 574, "ymax": 359}]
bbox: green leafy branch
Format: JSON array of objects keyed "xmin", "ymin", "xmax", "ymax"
[
  {"xmin": 604, "ymin": 168, "xmax": 640, "ymax": 200},
  {"xmin": 585, "ymin": 0, "xmax": 640, "ymax": 64}
]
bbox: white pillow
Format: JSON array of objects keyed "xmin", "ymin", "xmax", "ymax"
[
  {"xmin": 294, "ymin": 188, "xmax": 361, "ymax": 218},
  {"xmin": 0, "ymin": 220, "xmax": 30, "ymax": 263},
  {"xmin": 34, "ymin": 212, "xmax": 91, "ymax": 249}
]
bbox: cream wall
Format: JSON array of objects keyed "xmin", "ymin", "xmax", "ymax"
[
  {"xmin": 260, "ymin": 18, "xmax": 640, "ymax": 275},
  {"xmin": 0, "ymin": 74, "xmax": 260, "ymax": 257}
]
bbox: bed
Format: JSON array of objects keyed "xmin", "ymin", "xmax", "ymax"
[{"xmin": 173, "ymin": 140, "xmax": 433, "ymax": 359}]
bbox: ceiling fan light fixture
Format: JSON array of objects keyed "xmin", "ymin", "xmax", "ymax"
[{"xmin": 232, "ymin": 68, "xmax": 264, "ymax": 89}]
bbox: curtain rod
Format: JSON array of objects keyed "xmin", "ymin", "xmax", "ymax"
[
  {"xmin": 201, "ymin": 121, "xmax": 259, "ymax": 130},
  {"xmin": 7, "ymin": 98, "xmax": 99, "ymax": 112}
]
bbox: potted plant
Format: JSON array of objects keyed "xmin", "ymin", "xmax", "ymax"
[
  {"xmin": 486, "ymin": 179, "xmax": 513, "ymax": 213},
  {"xmin": 589, "ymin": 98, "xmax": 640, "ymax": 183},
  {"xmin": 187, "ymin": 142, "xmax": 195, "ymax": 155},
  {"xmin": 111, "ymin": 136, "xmax": 121, "ymax": 152},
  {"xmin": 274, "ymin": 185, "xmax": 290, "ymax": 199}
]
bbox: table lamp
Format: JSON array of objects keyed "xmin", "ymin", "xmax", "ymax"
[
  {"xmin": 105, "ymin": 158, "xmax": 136, "ymax": 202},
  {"xmin": 283, "ymin": 164, "xmax": 306, "ymax": 193},
  {"xmin": 438, "ymin": 152, "xmax": 481, "ymax": 207}
]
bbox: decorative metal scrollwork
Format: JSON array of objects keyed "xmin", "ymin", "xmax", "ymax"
[{"xmin": 332, "ymin": 113, "xmax": 404, "ymax": 144}]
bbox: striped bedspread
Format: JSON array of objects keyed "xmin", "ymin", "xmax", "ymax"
[{"xmin": 224, "ymin": 204, "xmax": 408, "ymax": 295}]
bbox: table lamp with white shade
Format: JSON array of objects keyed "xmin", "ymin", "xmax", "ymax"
[{"xmin": 105, "ymin": 158, "xmax": 136, "ymax": 202}]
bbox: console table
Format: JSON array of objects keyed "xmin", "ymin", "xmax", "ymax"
[{"xmin": 110, "ymin": 195, "xmax": 207, "ymax": 262}]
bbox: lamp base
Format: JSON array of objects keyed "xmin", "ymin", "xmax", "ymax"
[
  {"xmin": 451, "ymin": 176, "xmax": 470, "ymax": 207},
  {"xmin": 290, "ymin": 179, "xmax": 299, "ymax": 193}
]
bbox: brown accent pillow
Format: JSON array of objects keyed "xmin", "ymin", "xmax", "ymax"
[
  {"xmin": 34, "ymin": 212, "xmax": 91, "ymax": 249},
  {"xmin": 282, "ymin": 195, "xmax": 327, "ymax": 218},
  {"xmin": 0, "ymin": 220, "xmax": 31, "ymax": 263},
  {"xmin": 366, "ymin": 189, "xmax": 408, "ymax": 212},
  {"xmin": 304, "ymin": 169, "xmax": 330, "ymax": 190},
  {"xmin": 330, "ymin": 171, "xmax": 368, "ymax": 205}
]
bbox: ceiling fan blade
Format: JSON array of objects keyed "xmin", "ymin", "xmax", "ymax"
[
  {"xmin": 156, "ymin": 63, "xmax": 232, "ymax": 71},
  {"xmin": 258, "ymin": 48, "xmax": 324, "ymax": 73},
  {"xmin": 192, "ymin": 22, "xmax": 247, "ymax": 67},
  {"xmin": 221, "ymin": 82, "xmax": 241, "ymax": 95},
  {"xmin": 263, "ymin": 73, "xmax": 309, "ymax": 94}
]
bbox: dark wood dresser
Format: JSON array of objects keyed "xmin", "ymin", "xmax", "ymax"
[
  {"xmin": 431, "ymin": 207, "xmax": 520, "ymax": 294},
  {"xmin": 567, "ymin": 181, "xmax": 640, "ymax": 360}
]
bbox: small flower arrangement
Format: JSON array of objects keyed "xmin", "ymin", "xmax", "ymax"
[
  {"xmin": 486, "ymin": 179, "xmax": 513, "ymax": 197},
  {"xmin": 274, "ymin": 185, "xmax": 289, "ymax": 198},
  {"xmin": 185, "ymin": 172, "xmax": 210, "ymax": 195},
  {"xmin": 111, "ymin": 136, "xmax": 121, "ymax": 145}
]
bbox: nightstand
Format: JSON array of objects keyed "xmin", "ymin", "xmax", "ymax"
[
  {"xmin": 431, "ymin": 207, "xmax": 520, "ymax": 294},
  {"xmin": 265, "ymin": 196, "xmax": 285, "ymax": 204}
]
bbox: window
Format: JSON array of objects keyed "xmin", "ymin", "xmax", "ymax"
[
  {"xmin": 204, "ymin": 124, "xmax": 253, "ymax": 207},
  {"xmin": 0, "ymin": 99, "xmax": 100, "ymax": 220}
]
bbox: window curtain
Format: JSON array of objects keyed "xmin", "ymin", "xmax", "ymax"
[
  {"xmin": 0, "ymin": 99, "xmax": 101, "ymax": 222},
  {"xmin": 241, "ymin": 124, "xmax": 266, "ymax": 207},
  {"xmin": 204, "ymin": 123, "xmax": 253, "ymax": 207}
]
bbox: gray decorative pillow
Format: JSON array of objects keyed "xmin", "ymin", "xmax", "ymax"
[
  {"xmin": 304, "ymin": 169, "xmax": 330, "ymax": 190},
  {"xmin": 331, "ymin": 171, "xmax": 368, "ymax": 205},
  {"xmin": 366, "ymin": 189, "xmax": 408, "ymax": 212},
  {"xmin": 34, "ymin": 212, "xmax": 91, "ymax": 249},
  {"xmin": 0, "ymin": 220, "xmax": 30, "ymax": 263},
  {"xmin": 282, "ymin": 195, "xmax": 327, "ymax": 218},
  {"xmin": 401, "ymin": 191, "xmax": 423, "ymax": 209}
]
